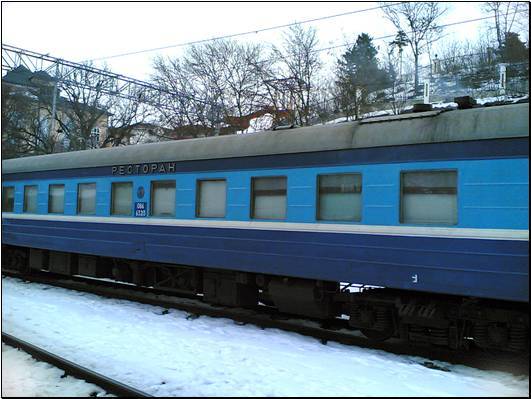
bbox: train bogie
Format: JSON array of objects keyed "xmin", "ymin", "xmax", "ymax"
[{"xmin": 77, "ymin": 255, "xmax": 108, "ymax": 278}]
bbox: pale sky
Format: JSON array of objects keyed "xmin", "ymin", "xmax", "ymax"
[{"xmin": 1, "ymin": 2, "xmax": 496, "ymax": 81}]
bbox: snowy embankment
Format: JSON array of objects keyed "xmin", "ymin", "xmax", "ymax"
[
  {"xmin": 325, "ymin": 95, "xmax": 529, "ymax": 125},
  {"xmin": 2, "ymin": 343, "xmax": 113, "ymax": 397},
  {"xmin": 1, "ymin": 277, "xmax": 528, "ymax": 397}
]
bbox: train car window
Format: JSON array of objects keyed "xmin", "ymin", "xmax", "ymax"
[
  {"xmin": 196, "ymin": 179, "xmax": 226, "ymax": 218},
  {"xmin": 48, "ymin": 184, "xmax": 65, "ymax": 214},
  {"xmin": 400, "ymin": 171, "xmax": 457, "ymax": 225},
  {"xmin": 317, "ymin": 173, "xmax": 362, "ymax": 221},
  {"xmin": 2, "ymin": 186, "xmax": 15, "ymax": 212},
  {"xmin": 23, "ymin": 185, "xmax": 38, "ymax": 213},
  {"xmin": 251, "ymin": 176, "xmax": 287, "ymax": 220},
  {"xmin": 151, "ymin": 180, "xmax": 176, "ymax": 217},
  {"xmin": 111, "ymin": 182, "xmax": 133, "ymax": 216},
  {"xmin": 77, "ymin": 183, "xmax": 97, "ymax": 215}
]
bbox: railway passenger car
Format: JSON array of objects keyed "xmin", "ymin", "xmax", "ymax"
[{"xmin": 2, "ymin": 102, "xmax": 529, "ymax": 352}]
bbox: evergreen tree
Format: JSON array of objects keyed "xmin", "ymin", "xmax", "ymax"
[
  {"xmin": 390, "ymin": 30, "xmax": 408, "ymax": 80},
  {"xmin": 499, "ymin": 32, "xmax": 529, "ymax": 63},
  {"xmin": 336, "ymin": 33, "xmax": 391, "ymax": 120}
]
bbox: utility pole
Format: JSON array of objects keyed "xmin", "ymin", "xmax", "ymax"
[
  {"xmin": 49, "ymin": 64, "xmax": 59, "ymax": 142},
  {"xmin": 499, "ymin": 64, "xmax": 507, "ymax": 96},
  {"xmin": 423, "ymin": 81, "xmax": 430, "ymax": 104}
]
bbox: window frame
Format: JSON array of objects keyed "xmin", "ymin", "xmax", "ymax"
[
  {"xmin": 316, "ymin": 172, "xmax": 363, "ymax": 222},
  {"xmin": 23, "ymin": 185, "xmax": 38, "ymax": 213},
  {"xmin": 250, "ymin": 175, "xmax": 288, "ymax": 220},
  {"xmin": 2, "ymin": 186, "xmax": 15, "ymax": 212},
  {"xmin": 399, "ymin": 169, "xmax": 458, "ymax": 226},
  {"xmin": 195, "ymin": 178, "xmax": 227, "ymax": 218},
  {"xmin": 111, "ymin": 181, "xmax": 133, "ymax": 216},
  {"xmin": 77, "ymin": 182, "xmax": 97, "ymax": 215},
  {"xmin": 48, "ymin": 184, "xmax": 65, "ymax": 214},
  {"xmin": 150, "ymin": 180, "xmax": 176, "ymax": 218}
]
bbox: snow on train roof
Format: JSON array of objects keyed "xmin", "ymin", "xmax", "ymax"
[{"xmin": 2, "ymin": 102, "xmax": 529, "ymax": 174}]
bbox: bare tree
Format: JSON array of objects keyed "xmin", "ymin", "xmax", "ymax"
[
  {"xmin": 514, "ymin": 2, "xmax": 529, "ymax": 44},
  {"xmin": 1, "ymin": 73, "xmax": 64, "ymax": 158},
  {"xmin": 272, "ymin": 25, "xmax": 322, "ymax": 125},
  {"xmin": 383, "ymin": 41, "xmax": 408, "ymax": 115},
  {"xmin": 433, "ymin": 37, "xmax": 498, "ymax": 77},
  {"xmin": 380, "ymin": 2, "xmax": 448, "ymax": 96},
  {"xmin": 483, "ymin": 2, "xmax": 527, "ymax": 48},
  {"xmin": 152, "ymin": 57, "xmax": 207, "ymax": 137},
  {"xmin": 104, "ymin": 87, "xmax": 154, "ymax": 146},
  {"xmin": 311, "ymin": 75, "xmax": 338, "ymax": 124},
  {"xmin": 54, "ymin": 66, "xmax": 115, "ymax": 150},
  {"xmin": 1, "ymin": 85, "xmax": 61, "ymax": 158},
  {"xmin": 48, "ymin": 64, "xmax": 152, "ymax": 150},
  {"xmin": 152, "ymin": 39, "xmax": 268, "ymax": 137}
]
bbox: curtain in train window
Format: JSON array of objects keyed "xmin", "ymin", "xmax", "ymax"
[
  {"xmin": 251, "ymin": 176, "xmax": 287, "ymax": 219},
  {"xmin": 77, "ymin": 183, "xmax": 96, "ymax": 215},
  {"xmin": 48, "ymin": 184, "xmax": 65, "ymax": 214},
  {"xmin": 401, "ymin": 171, "xmax": 457, "ymax": 225},
  {"xmin": 23, "ymin": 185, "xmax": 38, "ymax": 213},
  {"xmin": 111, "ymin": 182, "xmax": 133, "ymax": 216},
  {"xmin": 151, "ymin": 181, "xmax": 176, "ymax": 217},
  {"xmin": 317, "ymin": 174, "xmax": 362, "ymax": 221},
  {"xmin": 2, "ymin": 186, "xmax": 15, "ymax": 212},
  {"xmin": 197, "ymin": 180, "xmax": 226, "ymax": 218}
]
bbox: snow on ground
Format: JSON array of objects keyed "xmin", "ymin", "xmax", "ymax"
[
  {"xmin": 1, "ymin": 343, "xmax": 113, "ymax": 397},
  {"xmin": 1, "ymin": 277, "xmax": 528, "ymax": 397}
]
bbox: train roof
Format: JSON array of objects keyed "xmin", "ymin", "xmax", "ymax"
[{"xmin": 2, "ymin": 102, "xmax": 529, "ymax": 175}]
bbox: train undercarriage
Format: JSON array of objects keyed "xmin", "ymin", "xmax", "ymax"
[{"xmin": 3, "ymin": 244, "xmax": 529, "ymax": 354}]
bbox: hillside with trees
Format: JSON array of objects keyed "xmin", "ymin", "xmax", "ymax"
[{"xmin": 2, "ymin": 2, "xmax": 529, "ymax": 159}]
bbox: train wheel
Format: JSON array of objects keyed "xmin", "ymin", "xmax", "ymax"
[
  {"xmin": 3, "ymin": 246, "xmax": 28, "ymax": 273},
  {"xmin": 358, "ymin": 306, "xmax": 395, "ymax": 341},
  {"xmin": 112, "ymin": 260, "xmax": 133, "ymax": 283},
  {"xmin": 360, "ymin": 328, "xmax": 394, "ymax": 342}
]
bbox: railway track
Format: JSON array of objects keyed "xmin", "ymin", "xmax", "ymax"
[
  {"xmin": 3, "ymin": 270, "xmax": 529, "ymax": 377},
  {"xmin": 1, "ymin": 332, "xmax": 152, "ymax": 397}
]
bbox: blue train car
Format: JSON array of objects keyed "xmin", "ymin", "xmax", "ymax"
[{"xmin": 2, "ymin": 102, "xmax": 529, "ymax": 351}]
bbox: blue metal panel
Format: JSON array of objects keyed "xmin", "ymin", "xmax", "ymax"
[
  {"xmin": 2, "ymin": 217, "xmax": 528, "ymax": 302},
  {"xmin": 2, "ymin": 157, "xmax": 529, "ymax": 230},
  {"xmin": 362, "ymin": 164, "xmax": 399, "ymax": 225},
  {"xmin": 37, "ymin": 183, "xmax": 47, "ymax": 214},
  {"xmin": 175, "ymin": 174, "xmax": 195, "ymax": 219},
  {"xmin": 287, "ymin": 169, "xmax": 315, "ymax": 223},
  {"xmin": 13, "ymin": 184, "xmax": 23, "ymax": 213},
  {"xmin": 97, "ymin": 181, "xmax": 109, "ymax": 216},
  {"xmin": 64, "ymin": 181, "xmax": 77, "ymax": 215},
  {"xmin": 227, "ymin": 174, "xmax": 250, "ymax": 221},
  {"xmin": 459, "ymin": 159, "xmax": 529, "ymax": 229}
]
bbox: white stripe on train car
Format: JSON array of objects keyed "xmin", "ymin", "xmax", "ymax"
[{"xmin": 2, "ymin": 212, "xmax": 528, "ymax": 241}]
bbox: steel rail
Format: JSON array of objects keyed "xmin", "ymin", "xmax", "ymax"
[{"xmin": 1, "ymin": 332, "xmax": 152, "ymax": 397}]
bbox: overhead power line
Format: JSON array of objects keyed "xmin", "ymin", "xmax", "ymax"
[
  {"xmin": 3, "ymin": 9, "xmax": 526, "ymax": 115},
  {"xmin": 1, "ymin": 44, "xmax": 219, "ymax": 108},
  {"xmin": 312, "ymin": 11, "xmax": 528, "ymax": 55},
  {"xmin": 84, "ymin": 3, "xmax": 402, "ymax": 62},
  {"xmin": 220, "ymin": 10, "xmax": 528, "ymax": 69},
  {"xmin": 89, "ymin": 8, "xmax": 526, "ymax": 71}
]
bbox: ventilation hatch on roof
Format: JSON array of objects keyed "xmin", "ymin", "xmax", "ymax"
[{"xmin": 359, "ymin": 110, "xmax": 443, "ymax": 124}]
